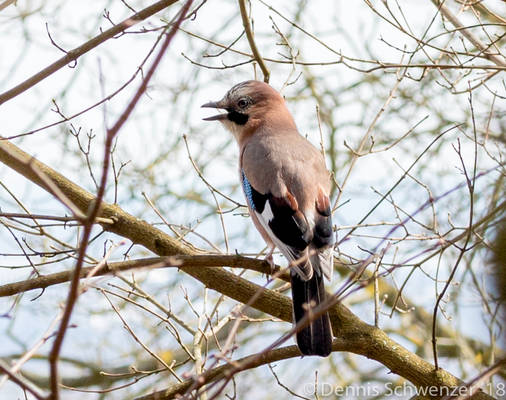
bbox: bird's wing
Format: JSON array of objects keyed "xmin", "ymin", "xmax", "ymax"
[
  {"xmin": 309, "ymin": 185, "xmax": 334, "ymax": 280},
  {"xmin": 241, "ymin": 169, "xmax": 313, "ymax": 279},
  {"xmin": 240, "ymin": 134, "xmax": 334, "ymax": 280}
]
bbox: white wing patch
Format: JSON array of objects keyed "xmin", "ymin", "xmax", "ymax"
[{"xmin": 254, "ymin": 202, "xmax": 313, "ymax": 280}]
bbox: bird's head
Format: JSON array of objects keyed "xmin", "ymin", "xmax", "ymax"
[{"xmin": 202, "ymin": 80, "xmax": 296, "ymax": 143}]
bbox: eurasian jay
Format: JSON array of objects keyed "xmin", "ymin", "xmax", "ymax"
[{"xmin": 202, "ymin": 80, "xmax": 334, "ymax": 357}]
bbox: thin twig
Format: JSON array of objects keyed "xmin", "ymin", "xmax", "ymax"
[
  {"xmin": 46, "ymin": 2, "xmax": 192, "ymax": 398},
  {"xmin": 238, "ymin": 0, "xmax": 270, "ymax": 82},
  {"xmin": 0, "ymin": 359, "xmax": 45, "ymax": 400},
  {"xmin": 0, "ymin": 0, "xmax": 179, "ymax": 105}
]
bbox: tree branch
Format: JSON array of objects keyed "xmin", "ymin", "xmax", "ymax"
[
  {"xmin": 0, "ymin": 255, "xmax": 286, "ymax": 297},
  {"xmin": 44, "ymin": 2, "xmax": 191, "ymax": 397},
  {"xmin": 430, "ymin": 0, "xmax": 506, "ymax": 67},
  {"xmin": 0, "ymin": 139, "xmax": 494, "ymax": 399},
  {"xmin": 238, "ymin": 0, "xmax": 270, "ymax": 82},
  {"xmin": 0, "ymin": 359, "xmax": 45, "ymax": 400},
  {"xmin": 0, "ymin": 0, "xmax": 179, "ymax": 106},
  {"xmin": 134, "ymin": 344, "xmax": 340, "ymax": 400}
]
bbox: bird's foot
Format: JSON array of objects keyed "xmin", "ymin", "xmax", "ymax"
[{"xmin": 264, "ymin": 247, "xmax": 276, "ymax": 276}]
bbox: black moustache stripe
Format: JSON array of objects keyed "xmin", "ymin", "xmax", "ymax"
[{"xmin": 227, "ymin": 111, "xmax": 249, "ymax": 125}]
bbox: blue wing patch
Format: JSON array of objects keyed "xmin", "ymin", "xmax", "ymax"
[
  {"xmin": 241, "ymin": 169, "xmax": 268, "ymax": 212},
  {"xmin": 241, "ymin": 170, "xmax": 255, "ymax": 210}
]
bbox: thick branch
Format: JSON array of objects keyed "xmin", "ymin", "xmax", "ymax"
[
  {"xmin": 0, "ymin": 139, "xmax": 494, "ymax": 399},
  {"xmin": 134, "ymin": 343, "xmax": 346, "ymax": 400}
]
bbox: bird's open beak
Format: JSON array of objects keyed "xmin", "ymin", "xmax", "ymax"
[{"xmin": 201, "ymin": 100, "xmax": 228, "ymax": 121}]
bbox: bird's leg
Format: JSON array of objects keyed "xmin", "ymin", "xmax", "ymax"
[{"xmin": 264, "ymin": 245, "xmax": 276, "ymax": 275}]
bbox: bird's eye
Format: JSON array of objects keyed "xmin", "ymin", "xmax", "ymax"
[{"xmin": 237, "ymin": 98, "xmax": 249, "ymax": 109}]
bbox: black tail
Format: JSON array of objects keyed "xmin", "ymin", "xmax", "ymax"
[{"xmin": 290, "ymin": 270, "xmax": 333, "ymax": 357}]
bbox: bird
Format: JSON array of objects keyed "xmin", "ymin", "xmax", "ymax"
[{"xmin": 202, "ymin": 80, "xmax": 334, "ymax": 357}]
